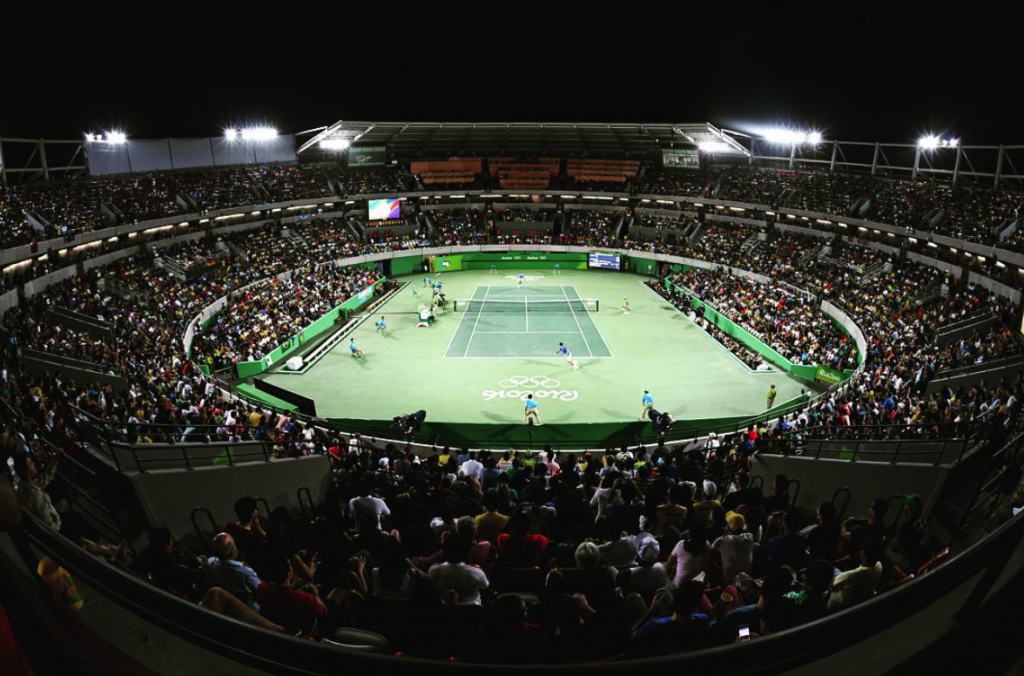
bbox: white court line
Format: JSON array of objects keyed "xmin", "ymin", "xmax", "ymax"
[
  {"xmin": 463, "ymin": 285, "xmax": 490, "ymax": 357},
  {"xmin": 445, "ymin": 355, "xmax": 614, "ymax": 360},
  {"xmin": 444, "ymin": 285, "xmax": 481, "ymax": 357},
  {"xmin": 560, "ymin": 285, "xmax": 594, "ymax": 357},
  {"xmin": 473, "ymin": 331, "xmax": 570, "ymax": 334},
  {"xmin": 569, "ymin": 286, "xmax": 614, "ymax": 358},
  {"xmin": 525, "ymin": 296, "xmax": 529, "ymax": 332}
]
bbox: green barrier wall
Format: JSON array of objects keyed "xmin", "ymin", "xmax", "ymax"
[
  {"xmin": 235, "ymin": 278, "xmax": 386, "ymax": 380},
  {"xmin": 666, "ymin": 280, "xmax": 820, "ymax": 382},
  {"xmin": 431, "ymin": 254, "xmax": 465, "ymax": 273},
  {"xmin": 623, "ymin": 256, "xmax": 658, "ymax": 276},
  {"xmin": 432, "ymin": 252, "xmax": 588, "ymax": 272},
  {"xmin": 391, "ymin": 255, "xmax": 424, "ymax": 276},
  {"xmin": 323, "ymin": 394, "xmax": 810, "ymax": 450}
]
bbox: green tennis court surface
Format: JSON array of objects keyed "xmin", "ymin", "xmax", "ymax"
[
  {"xmin": 257, "ymin": 270, "xmax": 811, "ymax": 425},
  {"xmin": 445, "ymin": 286, "xmax": 612, "ymax": 358}
]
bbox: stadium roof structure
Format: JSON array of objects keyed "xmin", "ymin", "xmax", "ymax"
[{"xmin": 295, "ymin": 121, "xmax": 750, "ymax": 160}]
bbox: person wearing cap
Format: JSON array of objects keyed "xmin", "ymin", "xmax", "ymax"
[
  {"xmin": 885, "ymin": 493, "xmax": 933, "ymax": 576},
  {"xmin": 712, "ymin": 512, "xmax": 755, "ymax": 585},
  {"xmin": 616, "ymin": 538, "xmax": 669, "ymax": 607},
  {"xmin": 691, "ymin": 480, "xmax": 721, "ymax": 531},
  {"xmin": 639, "ymin": 390, "xmax": 654, "ymax": 421}
]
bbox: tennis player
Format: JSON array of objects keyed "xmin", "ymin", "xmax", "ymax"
[
  {"xmin": 517, "ymin": 272, "xmax": 526, "ymax": 287},
  {"xmin": 349, "ymin": 339, "xmax": 364, "ymax": 359},
  {"xmin": 621, "ymin": 296, "xmax": 631, "ymax": 315},
  {"xmin": 557, "ymin": 342, "xmax": 579, "ymax": 370},
  {"xmin": 375, "ymin": 316, "xmax": 387, "ymax": 334},
  {"xmin": 490, "ymin": 263, "xmax": 498, "ymax": 275},
  {"xmin": 553, "ymin": 262, "xmax": 561, "ymax": 275},
  {"xmin": 640, "ymin": 390, "xmax": 654, "ymax": 420},
  {"xmin": 524, "ymin": 394, "xmax": 542, "ymax": 425}
]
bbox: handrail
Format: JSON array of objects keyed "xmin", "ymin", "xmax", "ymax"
[
  {"xmin": 7, "ymin": 498, "xmax": 1024, "ymax": 673},
  {"xmin": 789, "ymin": 478, "xmax": 802, "ymax": 507},
  {"xmin": 831, "ymin": 487, "xmax": 852, "ymax": 518},
  {"xmin": 297, "ymin": 487, "xmax": 315, "ymax": 523},
  {"xmin": 255, "ymin": 498, "xmax": 272, "ymax": 521},
  {"xmin": 190, "ymin": 507, "xmax": 218, "ymax": 553}
]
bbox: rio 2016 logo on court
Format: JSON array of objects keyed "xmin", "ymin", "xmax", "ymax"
[
  {"xmin": 483, "ymin": 376, "xmax": 578, "ymax": 402},
  {"xmin": 504, "ymin": 275, "xmax": 544, "ymax": 282}
]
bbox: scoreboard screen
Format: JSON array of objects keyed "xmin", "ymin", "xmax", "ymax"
[
  {"xmin": 588, "ymin": 252, "xmax": 621, "ymax": 270},
  {"xmin": 368, "ymin": 198, "xmax": 401, "ymax": 221}
]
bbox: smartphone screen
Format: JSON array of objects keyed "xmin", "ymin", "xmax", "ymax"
[{"xmin": 738, "ymin": 625, "xmax": 751, "ymax": 642}]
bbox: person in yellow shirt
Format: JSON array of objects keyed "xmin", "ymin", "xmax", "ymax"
[{"xmin": 474, "ymin": 493, "xmax": 510, "ymax": 543}]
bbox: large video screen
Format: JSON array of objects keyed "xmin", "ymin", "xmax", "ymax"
[
  {"xmin": 663, "ymin": 148, "xmax": 700, "ymax": 170},
  {"xmin": 588, "ymin": 252, "xmax": 621, "ymax": 270},
  {"xmin": 368, "ymin": 198, "xmax": 401, "ymax": 221},
  {"xmin": 349, "ymin": 146, "xmax": 387, "ymax": 167}
]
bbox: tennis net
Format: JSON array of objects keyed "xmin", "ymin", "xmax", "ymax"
[{"xmin": 453, "ymin": 298, "xmax": 599, "ymax": 313}]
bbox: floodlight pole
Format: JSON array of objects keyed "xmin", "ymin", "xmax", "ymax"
[
  {"xmin": 952, "ymin": 145, "xmax": 963, "ymax": 186},
  {"xmin": 994, "ymin": 145, "xmax": 1005, "ymax": 188},
  {"xmin": 912, "ymin": 146, "xmax": 922, "ymax": 181},
  {"xmin": 39, "ymin": 139, "xmax": 50, "ymax": 182},
  {"xmin": 871, "ymin": 143, "xmax": 880, "ymax": 175},
  {"xmin": 789, "ymin": 143, "xmax": 796, "ymax": 169},
  {"xmin": 830, "ymin": 142, "xmax": 838, "ymax": 173}
]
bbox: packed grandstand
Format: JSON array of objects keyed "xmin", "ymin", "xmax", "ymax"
[{"xmin": 1, "ymin": 142, "xmax": 1023, "ymax": 670}]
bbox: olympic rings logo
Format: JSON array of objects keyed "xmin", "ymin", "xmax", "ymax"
[
  {"xmin": 498, "ymin": 376, "xmax": 561, "ymax": 389},
  {"xmin": 484, "ymin": 376, "xmax": 578, "ymax": 403}
]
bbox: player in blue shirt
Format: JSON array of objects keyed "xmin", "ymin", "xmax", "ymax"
[
  {"xmin": 375, "ymin": 316, "xmax": 387, "ymax": 334},
  {"xmin": 517, "ymin": 272, "xmax": 526, "ymax": 287},
  {"xmin": 524, "ymin": 393, "xmax": 541, "ymax": 425},
  {"xmin": 553, "ymin": 262, "xmax": 561, "ymax": 276},
  {"xmin": 557, "ymin": 342, "xmax": 579, "ymax": 371},
  {"xmin": 640, "ymin": 390, "xmax": 654, "ymax": 420},
  {"xmin": 349, "ymin": 339, "xmax": 364, "ymax": 359}
]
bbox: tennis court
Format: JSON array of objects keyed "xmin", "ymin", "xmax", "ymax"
[
  {"xmin": 445, "ymin": 285, "xmax": 612, "ymax": 358},
  {"xmin": 258, "ymin": 269, "xmax": 811, "ymax": 425}
]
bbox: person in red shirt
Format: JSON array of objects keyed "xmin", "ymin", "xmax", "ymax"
[
  {"xmin": 255, "ymin": 552, "xmax": 326, "ymax": 636},
  {"xmin": 496, "ymin": 509, "xmax": 549, "ymax": 568}
]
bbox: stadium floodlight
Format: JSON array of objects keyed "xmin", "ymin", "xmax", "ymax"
[
  {"xmin": 106, "ymin": 131, "xmax": 127, "ymax": 144},
  {"xmin": 763, "ymin": 128, "xmax": 822, "ymax": 145},
  {"xmin": 918, "ymin": 135, "xmax": 941, "ymax": 149},
  {"xmin": 240, "ymin": 126, "xmax": 278, "ymax": 141},
  {"xmin": 319, "ymin": 139, "xmax": 351, "ymax": 151},
  {"xmin": 224, "ymin": 128, "xmax": 239, "ymax": 141},
  {"xmin": 942, "ymin": 138, "xmax": 960, "ymax": 148},
  {"xmin": 698, "ymin": 141, "xmax": 731, "ymax": 153}
]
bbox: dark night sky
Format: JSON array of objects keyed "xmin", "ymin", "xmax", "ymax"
[{"xmin": 2, "ymin": 15, "xmax": 1020, "ymax": 146}]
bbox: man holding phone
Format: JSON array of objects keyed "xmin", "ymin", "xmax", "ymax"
[{"xmin": 629, "ymin": 581, "xmax": 711, "ymax": 656}]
